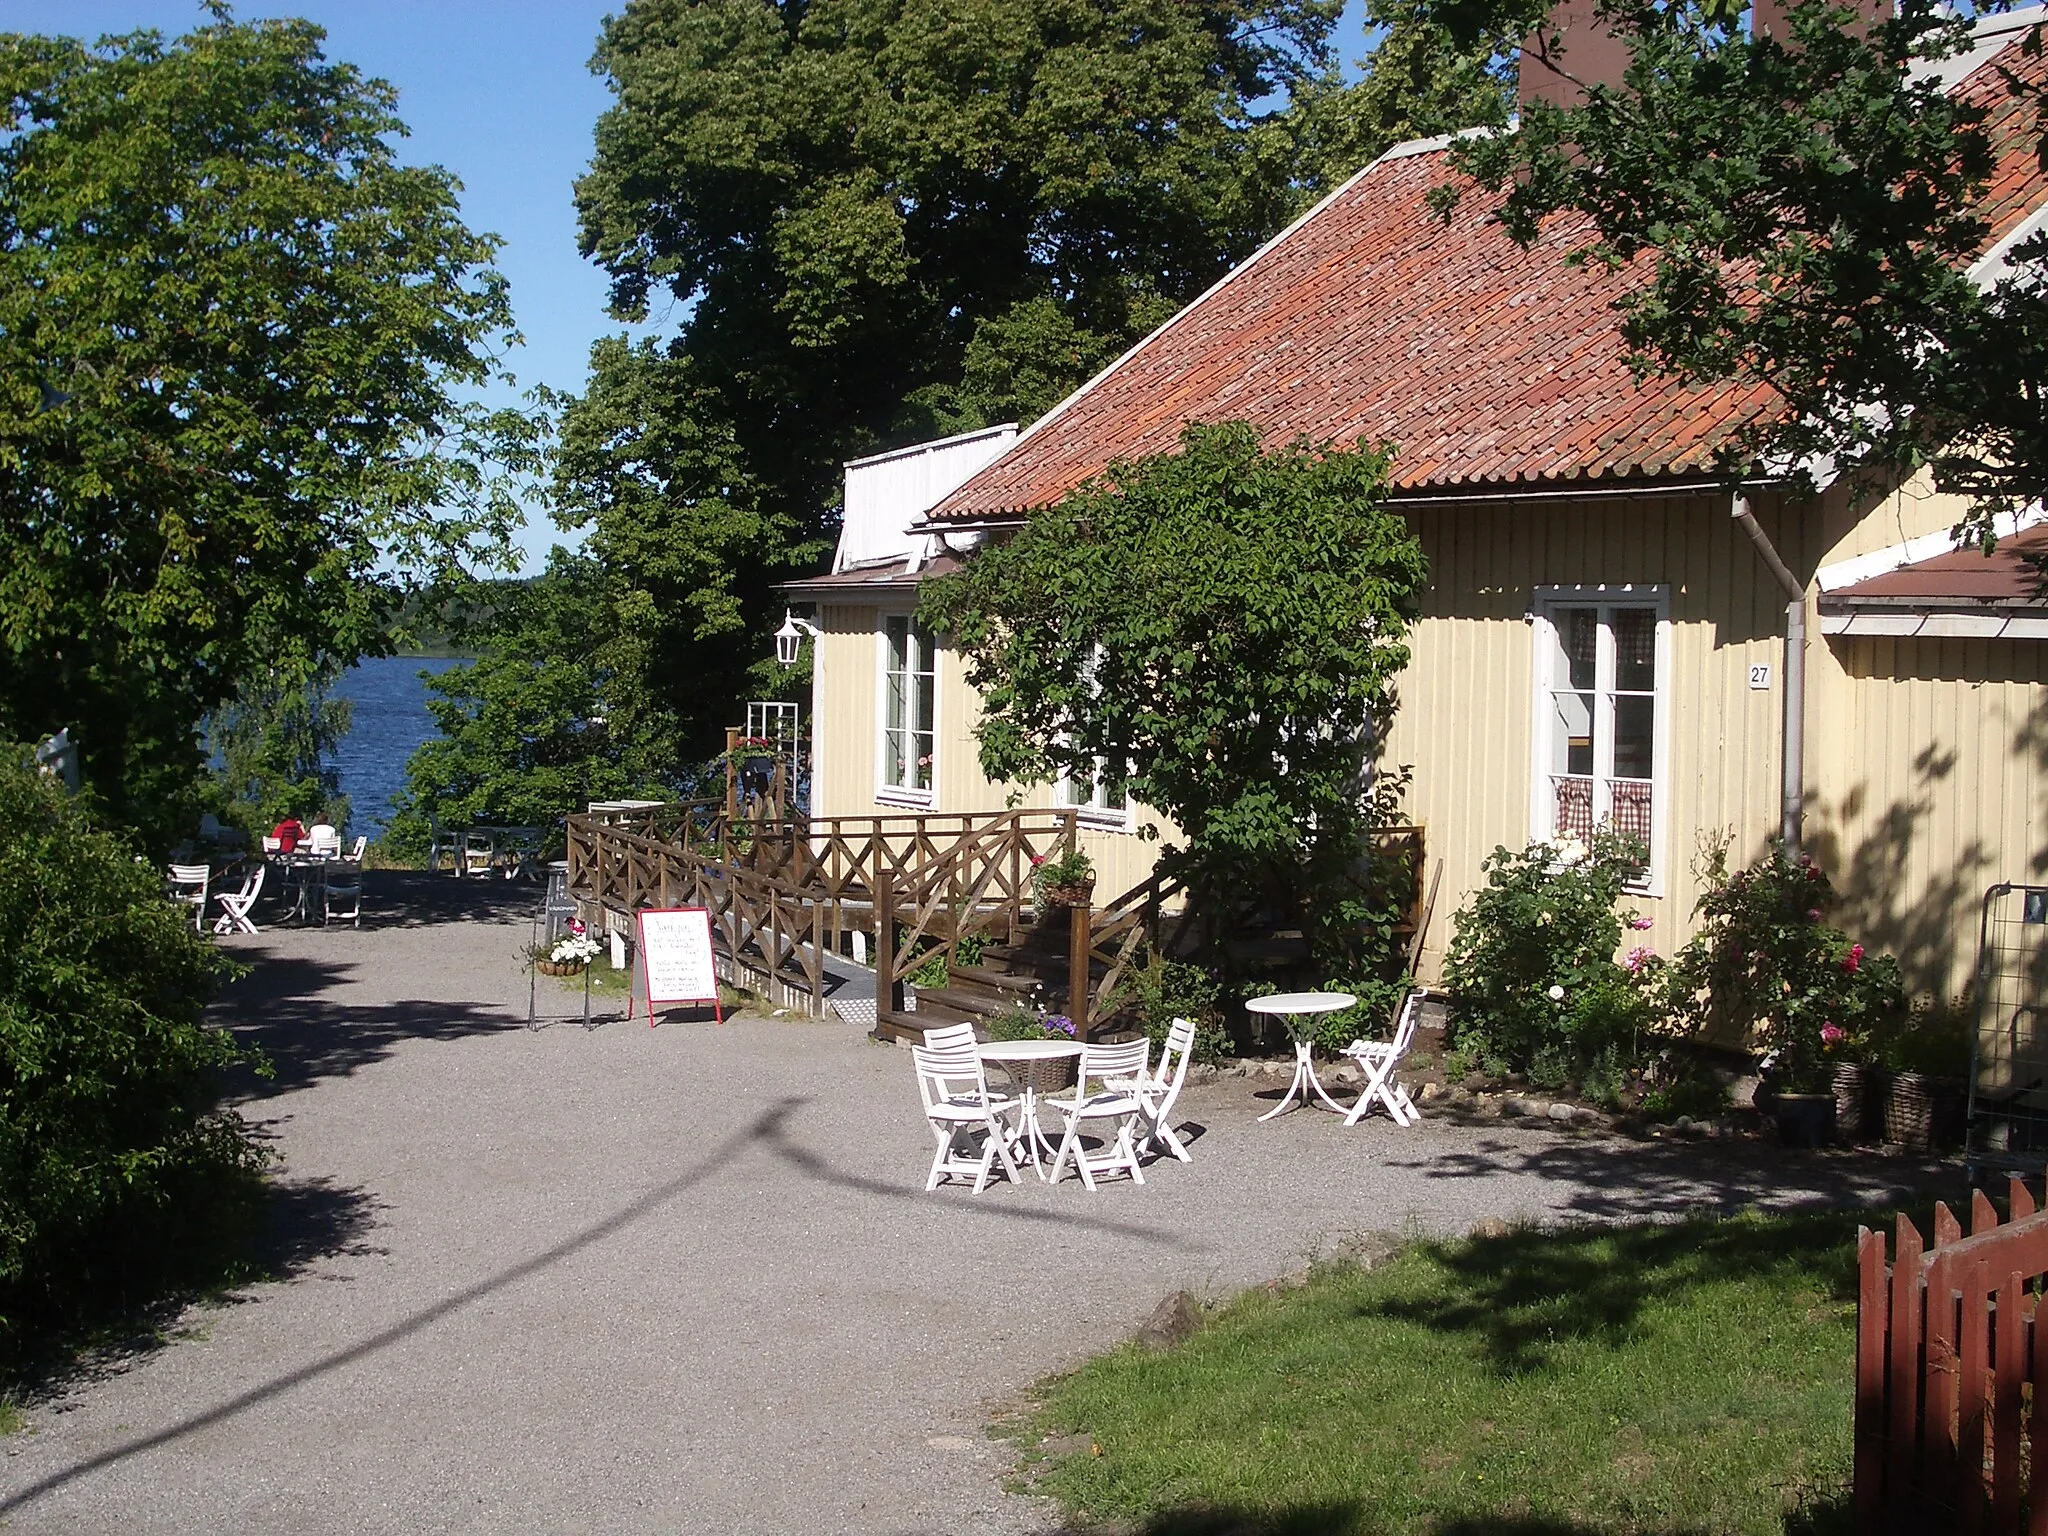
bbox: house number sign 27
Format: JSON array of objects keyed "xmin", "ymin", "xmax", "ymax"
[{"xmin": 1749, "ymin": 663, "xmax": 1772, "ymax": 690}]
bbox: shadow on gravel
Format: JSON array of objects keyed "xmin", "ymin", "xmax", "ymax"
[
  {"xmin": 1378, "ymin": 1133, "xmax": 1957, "ymax": 1222},
  {"xmin": 212, "ymin": 954, "xmax": 521, "ymax": 1092},
  {"xmin": 345, "ymin": 869, "xmax": 540, "ymax": 929}
]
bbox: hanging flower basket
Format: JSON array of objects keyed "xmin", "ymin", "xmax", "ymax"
[
  {"xmin": 536, "ymin": 957, "xmax": 587, "ymax": 977},
  {"xmin": 1040, "ymin": 879, "xmax": 1096, "ymax": 909}
]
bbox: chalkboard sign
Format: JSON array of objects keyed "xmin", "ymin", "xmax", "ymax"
[{"xmin": 635, "ymin": 907, "xmax": 722, "ymax": 1025}]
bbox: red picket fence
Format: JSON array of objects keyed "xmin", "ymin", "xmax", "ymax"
[{"xmin": 1856, "ymin": 1173, "xmax": 2048, "ymax": 1533}]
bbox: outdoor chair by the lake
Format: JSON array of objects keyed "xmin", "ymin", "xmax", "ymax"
[
  {"xmin": 1114, "ymin": 1017, "xmax": 1197, "ymax": 1164},
  {"xmin": 212, "ymin": 864, "xmax": 266, "ymax": 935},
  {"xmin": 166, "ymin": 863, "xmax": 210, "ymax": 932}
]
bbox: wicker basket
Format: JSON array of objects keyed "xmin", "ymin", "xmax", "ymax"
[
  {"xmin": 1884, "ymin": 1072, "xmax": 1966, "ymax": 1150},
  {"xmin": 1833, "ymin": 1062, "xmax": 1876, "ymax": 1142},
  {"xmin": 536, "ymin": 958, "xmax": 587, "ymax": 977},
  {"xmin": 999, "ymin": 1055, "xmax": 1079, "ymax": 1093},
  {"xmin": 1039, "ymin": 880, "xmax": 1096, "ymax": 909}
]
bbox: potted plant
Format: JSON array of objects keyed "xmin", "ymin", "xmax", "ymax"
[
  {"xmin": 1031, "ymin": 847, "xmax": 1096, "ymax": 913},
  {"xmin": 1666, "ymin": 846, "xmax": 1905, "ymax": 1148},
  {"xmin": 538, "ymin": 933, "xmax": 601, "ymax": 977},
  {"xmin": 1872, "ymin": 996, "xmax": 1974, "ymax": 1150}
]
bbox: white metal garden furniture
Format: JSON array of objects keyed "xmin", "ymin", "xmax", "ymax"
[
  {"xmin": 977, "ymin": 1037, "xmax": 1084, "ymax": 1175},
  {"xmin": 911, "ymin": 1043, "xmax": 1022, "ymax": 1194},
  {"xmin": 1244, "ymin": 991, "xmax": 1357, "ymax": 1121},
  {"xmin": 1114, "ymin": 1016, "xmax": 1197, "ymax": 1163},
  {"xmin": 1044, "ymin": 1039, "xmax": 1152, "ymax": 1190},
  {"xmin": 1340, "ymin": 988, "xmax": 1424, "ymax": 1127},
  {"xmin": 212, "ymin": 864, "xmax": 267, "ymax": 935},
  {"xmin": 166, "ymin": 863, "xmax": 210, "ymax": 931}
]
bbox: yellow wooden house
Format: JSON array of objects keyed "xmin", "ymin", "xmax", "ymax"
[{"xmin": 785, "ymin": 8, "xmax": 2048, "ymax": 997}]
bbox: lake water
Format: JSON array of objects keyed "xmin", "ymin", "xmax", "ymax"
[{"xmin": 332, "ymin": 655, "xmax": 464, "ymax": 841}]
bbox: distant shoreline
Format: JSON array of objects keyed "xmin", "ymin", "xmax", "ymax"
[{"xmin": 383, "ymin": 649, "xmax": 476, "ymax": 662}]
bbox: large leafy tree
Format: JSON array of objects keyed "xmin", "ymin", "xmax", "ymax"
[
  {"xmin": 561, "ymin": 0, "xmax": 1351, "ymax": 757},
  {"xmin": 919, "ymin": 422, "xmax": 1428, "ymax": 937},
  {"xmin": 1444, "ymin": 0, "xmax": 2048, "ymax": 539},
  {"xmin": 0, "ymin": 12, "xmax": 530, "ymax": 846}
]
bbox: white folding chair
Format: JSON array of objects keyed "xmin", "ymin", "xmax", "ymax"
[
  {"xmin": 1045, "ymin": 1039, "xmax": 1151, "ymax": 1190},
  {"xmin": 322, "ymin": 861, "xmax": 363, "ymax": 928},
  {"xmin": 920, "ymin": 1021, "xmax": 977, "ymax": 1052},
  {"xmin": 912, "ymin": 1044, "xmax": 1021, "ymax": 1193},
  {"xmin": 1340, "ymin": 988, "xmax": 1424, "ymax": 1127},
  {"xmin": 1121, "ymin": 1017, "xmax": 1197, "ymax": 1163},
  {"xmin": 261, "ymin": 835, "xmax": 283, "ymax": 857},
  {"xmin": 462, "ymin": 830, "xmax": 496, "ymax": 878},
  {"xmin": 166, "ymin": 863, "xmax": 210, "ymax": 932},
  {"xmin": 212, "ymin": 864, "xmax": 267, "ymax": 935},
  {"xmin": 307, "ymin": 823, "xmax": 341, "ymax": 859},
  {"xmin": 348, "ymin": 835, "xmax": 368, "ymax": 862}
]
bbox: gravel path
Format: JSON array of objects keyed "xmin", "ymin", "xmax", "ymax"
[{"xmin": 0, "ymin": 876, "xmax": 1950, "ymax": 1534}]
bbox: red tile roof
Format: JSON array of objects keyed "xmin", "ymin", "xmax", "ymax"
[
  {"xmin": 1826, "ymin": 524, "xmax": 2048, "ymax": 606},
  {"xmin": 930, "ymin": 31, "xmax": 2048, "ymax": 522}
]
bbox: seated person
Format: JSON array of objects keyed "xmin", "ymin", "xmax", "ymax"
[{"xmin": 270, "ymin": 816, "xmax": 307, "ymax": 854}]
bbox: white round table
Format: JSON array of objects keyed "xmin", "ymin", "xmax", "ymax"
[
  {"xmin": 1244, "ymin": 991, "xmax": 1357, "ymax": 1121},
  {"xmin": 977, "ymin": 1039, "xmax": 1084, "ymax": 1176}
]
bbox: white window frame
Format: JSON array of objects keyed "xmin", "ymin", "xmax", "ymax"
[
  {"xmin": 874, "ymin": 611, "xmax": 937, "ymax": 807},
  {"xmin": 1527, "ymin": 584, "xmax": 1671, "ymax": 896},
  {"xmin": 1055, "ymin": 643, "xmax": 1134, "ymax": 831}
]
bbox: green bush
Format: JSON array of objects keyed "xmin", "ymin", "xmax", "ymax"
[
  {"xmin": 0, "ymin": 753, "xmax": 268, "ymax": 1351},
  {"xmin": 1443, "ymin": 831, "xmax": 1655, "ymax": 1074},
  {"xmin": 1667, "ymin": 844, "xmax": 1907, "ymax": 1091},
  {"xmin": 1114, "ymin": 953, "xmax": 1235, "ymax": 1066}
]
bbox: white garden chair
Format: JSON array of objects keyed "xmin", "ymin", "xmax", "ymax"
[
  {"xmin": 920, "ymin": 1021, "xmax": 977, "ymax": 1052},
  {"xmin": 911, "ymin": 1044, "xmax": 1021, "ymax": 1194},
  {"xmin": 212, "ymin": 864, "xmax": 267, "ymax": 935},
  {"xmin": 166, "ymin": 863, "xmax": 210, "ymax": 931},
  {"xmin": 462, "ymin": 829, "xmax": 496, "ymax": 878},
  {"xmin": 1340, "ymin": 988, "xmax": 1424, "ymax": 1127},
  {"xmin": 307, "ymin": 823, "xmax": 341, "ymax": 859},
  {"xmin": 1045, "ymin": 1039, "xmax": 1151, "ymax": 1190},
  {"xmin": 1116, "ymin": 1017, "xmax": 1197, "ymax": 1163},
  {"xmin": 348, "ymin": 835, "xmax": 368, "ymax": 862},
  {"xmin": 322, "ymin": 861, "xmax": 363, "ymax": 928}
]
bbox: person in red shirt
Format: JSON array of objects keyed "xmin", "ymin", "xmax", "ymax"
[{"xmin": 270, "ymin": 816, "xmax": 306, "ymax": 854}]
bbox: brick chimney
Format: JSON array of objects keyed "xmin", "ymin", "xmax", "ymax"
[
  {"xmin": 1750, "ymin": 0, "xmax": 1891, "ymax": 43},
  {"xmin": 1518, "ymin": 0, "xmax": 1634, "ymax": 112}
]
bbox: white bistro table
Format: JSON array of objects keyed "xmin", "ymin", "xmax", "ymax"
[
  {"xmin": 1245, "ymin": 991, "xmax": 1357, "ymax": 1122},
  {"xmin": 977, "ymin": 1039, "xmax": 1084, "ymax": 1177}
]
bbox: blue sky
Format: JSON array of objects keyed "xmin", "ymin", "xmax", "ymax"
[{"xmin": 7, "ymin": 0, "xmax": 1374, "ymax": 569}]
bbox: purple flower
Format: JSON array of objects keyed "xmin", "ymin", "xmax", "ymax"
[
  {"xmin": 1624, "ymin": 946, "xmax": 1656, "ymax": 973},
  {"xmin": 1044, "ymin": 1014, "xmax": 1077, "ymax": 1037},
  {"xmin": 1629, "ymin": 916, "xmax": 1653, "ymax": 931}
]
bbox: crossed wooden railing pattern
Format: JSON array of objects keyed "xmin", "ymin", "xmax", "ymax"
[{"xmin": 568, "ymin": 803, "xmax": 1098, "ymax": 1016}]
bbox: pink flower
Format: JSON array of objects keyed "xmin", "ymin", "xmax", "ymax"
[
  {"xmin": 1844, "ymin": 943, "xmax": 1864, "ymax": 974},
  {"xmin": 1807, "ymin": 909, "xmax": 1823, "ymax": 922},
  {"xmin": 1821, "ymin": 1023, "xmax": 1845, "ymax": 1046},
  {"xmin": 1029, "ymin": 854, "xmax": 1046, "ymax": 867},
  {"xmin": 1629, "ymin": 916, "xmax": 1653, "ymax": 931},
  {"xmin": 1624, "ymin": 946, "xmax": 1656, "ymax": 973}
]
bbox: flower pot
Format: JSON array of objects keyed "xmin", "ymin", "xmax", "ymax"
[
  {"xmin": 536, "ymin": 958, "xmax": 587, "ymax": 977},
  {"xmin": 1040, "ymin": 880, "xmax": 1095, "ymax": 909},
  {"xmin": 1772, "ymin": 1092, "xmax": 1837, "ymax": 1148},
  {"xmin": 1003, "ymin": 1055, "xmax": 1079, "ymax": 1093},
  {"xmin": 1885, "ymin": 1072, "xmax": 1966, "ymax": 1150},
  {"xmin": 1833, "ymin": 1062, "xmax": 1877, "ymax": 1143}
]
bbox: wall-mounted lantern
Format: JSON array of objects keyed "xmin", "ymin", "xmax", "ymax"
[{"xmin": 774, "ymin": 610, "xmax": 822, "ymax": 666}]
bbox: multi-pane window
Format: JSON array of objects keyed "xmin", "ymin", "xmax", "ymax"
[
  {"xmin": 1060, "ymin": 762, "xmax": 1128, "ymax": 821},
  {"xmin": 881, "ymin": 615, "xmax": 935, "ymax": 796},
  {"xmin": 1534, "ymin": 592, "xmax": 1665, "ymax": 882}
]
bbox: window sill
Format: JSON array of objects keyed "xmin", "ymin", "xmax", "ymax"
[
  {"xmin": 1072, "ymin": 808, "xmax": 1136, "ymax": 834},
  {"xmin": 875, "ymin": 787, "xmax": 934, "ymax": 809}
]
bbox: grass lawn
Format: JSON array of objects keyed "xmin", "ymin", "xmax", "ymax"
[{"xmin": 1014, "ymin": 1209, "xmax": 1873, "ymax": 1536}]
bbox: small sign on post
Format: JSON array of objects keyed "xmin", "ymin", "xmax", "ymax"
[{"xmin": 635, "ymin": 907, "xmax": 722, "ymax": 1026}]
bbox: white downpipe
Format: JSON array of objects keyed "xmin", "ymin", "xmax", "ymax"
[{"xmin": 1732, "ymin": 492, "xmax": 1807, "ymax": 857}]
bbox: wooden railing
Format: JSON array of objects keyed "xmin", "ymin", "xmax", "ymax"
[{"xmin": 1857, "ymin": 1174, "xmax": 2048, "ymax": 1532}]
